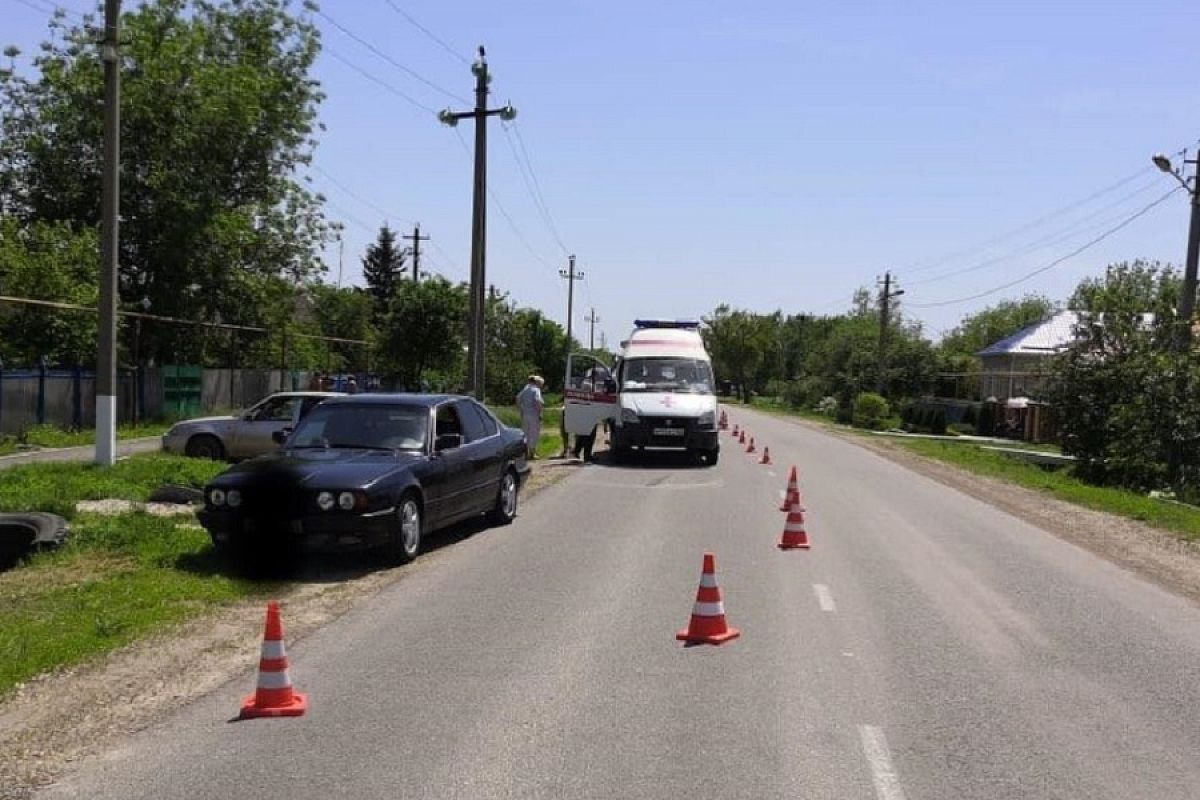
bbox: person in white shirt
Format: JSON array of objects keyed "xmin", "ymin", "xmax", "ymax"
[{"xmin": 515, "ymin": 375, "xmax": 545, "ymax": 459}]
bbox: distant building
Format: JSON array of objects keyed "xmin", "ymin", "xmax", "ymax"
[{"xmin": 976, "ymin": 311, "xmax": 1080, "ymax": 400}]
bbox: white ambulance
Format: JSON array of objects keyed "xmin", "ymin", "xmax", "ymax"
[{"xmin": 564, "ymin": 319, "xmax": 720, "ymax": 465}]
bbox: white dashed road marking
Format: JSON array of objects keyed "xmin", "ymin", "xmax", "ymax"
[
  {"xmin": 813, "ymin": 584, "xmax": 836, "ymax": 612},
  {"xmin": 858, "ymin": 725, "xmax": 907, "ymax": 800}
]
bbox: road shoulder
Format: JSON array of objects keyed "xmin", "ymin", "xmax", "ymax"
[{"xmin": 759, "ymin": 410, "xmax": 1200, "ymax": 607}]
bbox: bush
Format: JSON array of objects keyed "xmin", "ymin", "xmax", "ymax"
[
  {"xmin": 764, "ymin": 378, "xmax": 790, "ymax": 402},
  {"xmin": 852, "ymin": 392, "xmax": 890, "ymax": 430},
  {"xmin": 815, "ymin": 396, "xmax": 838, "ymax": 417}
]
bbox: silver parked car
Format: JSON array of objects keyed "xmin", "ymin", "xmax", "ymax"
[{"xmin": 162, "ymin": 391, "xmax": 342, "ymax": 461}]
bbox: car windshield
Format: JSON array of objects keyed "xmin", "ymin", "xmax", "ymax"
[
  {"xmin": 288, "ymin": 403, "xmax": 428, "ymax": 452},
  {"xmin": 620, "ymin": 357, "xmax": 714, "ymax": 394}
]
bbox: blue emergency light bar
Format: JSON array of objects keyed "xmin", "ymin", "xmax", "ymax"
[{"xmin": 633, "ymin": 319, "xmax": 700, "ymax": 329}]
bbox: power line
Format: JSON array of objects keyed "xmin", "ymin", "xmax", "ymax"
[
  {"xmin": 312, "ymin": 164, "xmax": 417, "ymax": 228},
  {"xmin": 907, "ymin": 187, "xmax": 1183, "ymax": 309},
  {"xmin": 324, "ymin": 46, "xmax": 439, "ymax": 114},
  {"xmin": 7, "ymin": 0, "xmax": 82, "ymax": 21},
  {"xmin": 905, "ymin": 175, "xmax": 1167, "ymax": 286},
  {"xmin": 507, "ymin": 120, "xmax": 570, "ymax": 255},
  {"xmin": 316, "ymin": 8, "xmax": 469, "ymax": 104},
  {"xmin": 499, "ymin": 122, "xmax": 569, "ymax": 256},
  {"xmin": 453, "ymin": 127, "xmax": 558, "ymax": 270},
  {"xmin": 380, "ymin": 0, "xmax": 471, "ymax": 66},
  {"xmin": 902, "ymin": 165, "xmax": 1156, "ymax": 276}
]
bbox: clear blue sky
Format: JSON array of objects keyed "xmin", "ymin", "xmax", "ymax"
[{"xmin": 5, "ymin": 0, "xmax": 1200, "ymax": 349}]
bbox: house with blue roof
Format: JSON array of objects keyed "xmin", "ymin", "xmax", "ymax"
[{"xmin": 976, "ymin": 311, "xmax": 1080, "ymax": 400}]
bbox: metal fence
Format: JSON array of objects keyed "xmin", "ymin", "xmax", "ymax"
[{"xmin": 0, "ymin": 364, "xmax": 330, "ymax": 435}]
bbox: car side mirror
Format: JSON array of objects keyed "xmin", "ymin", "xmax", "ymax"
[
  {"xmin": 604, "ymin": 379, "xmax": 617, "ymax": 394},
  {"xmin": 435, "ymin": 433, "xmax": 462, "ymax": 452},
  {"xmin": 272, "ymin": 428, "xmax": 292, "ymax": 445}
]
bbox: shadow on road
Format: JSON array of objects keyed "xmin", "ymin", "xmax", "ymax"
[{"xmin": 174, "ymin": 513, "xmax": 499, "ymax": 583}]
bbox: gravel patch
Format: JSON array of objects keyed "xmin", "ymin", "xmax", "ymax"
[{"xmin": 74, "ymin": 500, "xmax": 199, "ymax": 518}]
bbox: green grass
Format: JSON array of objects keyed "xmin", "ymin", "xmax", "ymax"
[
  {"xmin": 0, "ymin": 422, "xmax": 171, "ymax": 457},
  {"xmin": 492, "ymin": 403, "xmax": 565, "ymax": 458},
  {"xmin": 0, "ymin": 454, "xmax": 276, "ymax": 696}
]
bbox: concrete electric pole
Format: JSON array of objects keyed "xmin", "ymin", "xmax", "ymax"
[
  {"xmin": 1153, "ymin": 151, "xmax": 1200, "ymax": 349},
  {"xmin": 95, "ymin": 0, "xmax": 121, "ymax": 466},
  {"xmin": 403, "ymin": 224, "xmax": 430, "ymax": 282},
  {"xmin": 559, "ymin": 255, "xmax": 584, "ymax": 352},
  {"xmin": 584, "ymin": 308, "xmax": 601, "ymax": 351},
  {"xmin": 438, "ymin": 47, "xmax": 516, "ymax": 400},
  {"xmin": 876, "ymin": 271, "xmax": 904, "ymax": 396}
]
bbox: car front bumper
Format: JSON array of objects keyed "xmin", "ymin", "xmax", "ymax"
[
  {"xmin": 161, "ymin": 431, "xmax": 187, "ymax": 454},
  {"xmin": 613, "ymin": 419, "xmax": 719, "ymax": 451},
  {"xmin": 198, "ymin": 506, "xmax": 396, "ymax": 552}
]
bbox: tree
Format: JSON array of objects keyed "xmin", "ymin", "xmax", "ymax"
[
  {"xmin": 361, "ymin": 224, "xmax": 407, "ymax": 321},
  {"xmin": 702, "ymin": 305, "xmax": 776, "ymax": 402},
  {"xmin": 0, "ymin": 0, "xmax": 327, "ymax": 365},
  {"xmin": 0, "ymin": 218, "xmax": 98, "ymax": 365},
  {"xmin": 1051, "ymin": 261, "xmax": 1200, "ymax": 495},
  {"xmin": 378, "ymin": 277, "xmax": 468, "ymax": 390},
  {"xmin": 309, "ymin": 283, "xmax": 373, "ymax": 372}
]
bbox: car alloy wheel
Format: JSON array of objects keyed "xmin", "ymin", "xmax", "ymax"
[
  {"xmin": 391, "ymin": 497, "xmax": 422, "ymax": 563},
  {"xmin": 489, "ymin": 469, "xmax": 519, "ymax": 526}
]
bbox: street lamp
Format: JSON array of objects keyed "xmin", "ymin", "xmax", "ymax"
[{"xmin": 1152, "ymin": 150, "xmax": 1200, "ymax": 348}]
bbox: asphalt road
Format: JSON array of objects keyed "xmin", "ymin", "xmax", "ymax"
[
  {"xmin": 0, "ymin": 437, "xmax": 160, "ymax": 471},
  {"xmin": 39, "ymin": 407, "xmax": 1200, "ymax": 799}
]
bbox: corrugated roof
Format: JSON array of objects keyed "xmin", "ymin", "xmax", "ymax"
[{"xmin": 976, "ymin": 311, "xmax": 1080, "ymax": 357}]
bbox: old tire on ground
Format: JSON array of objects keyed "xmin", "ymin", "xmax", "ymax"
[
  {"xmin": 386, "ymin": 493, "xmax": 423, "ymax": 565},
  {"xmin": 148, "ymin": 484, "xmax": 205, "ymax": 505},
  {"xmin": 185, "ymin": 434, "xmax": 225, "ymax": 461},
  {"xmin": 0, "ymin": 512, "xmax": 69, "ymax": 567},
  {"xmin": 488, "ymin": 468, "xmax": 520, "ymax": 526}
]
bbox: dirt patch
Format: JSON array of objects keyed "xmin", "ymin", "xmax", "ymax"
[
  {"xmin": 0, "ymin": 462, "xmax": 578, "ymax": 800},
  {"xmin": 792, "ymin": 417, "xmax": 1200, "ymax": 607}
]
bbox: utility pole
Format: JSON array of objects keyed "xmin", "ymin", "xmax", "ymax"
[
  {"xmin": 403, "ymin": 224, "xmax": 430, "ymax": 282},
  {"xmin": 559, "ymin": 254, "xmax": 584, "ymax": 352},
  {"xmin": 95, "ymin": 0, "xmax": 121, "ymax": 466},
  {"xmin": 876, "ymin": 271, "xmax": 905, "ymax": 396},
  {"xmin": 584, "ymin": 308, "xmax": 601, "ymax": 351},
  {"xmin": 1153, "ymin": 151, "xmax": 1200, "ymax": 349},
  {"xmin": 438, "ymin": 48, "xmax": 517, "ymax": 400},
  {"xmin": 336, "ymin": 233, "xmax": 345, "ymax": 289}
]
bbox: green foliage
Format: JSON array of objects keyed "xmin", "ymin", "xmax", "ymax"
[
  {"xmin": 0, "ymin": 218, "xmax": 98, "ymax": 365},
  {"xmin": 308, "ymin": 282, "xmax": 373, "ymax": 372},
  {"xmin": 361, "ymin": 224, "xmax": 408, "ymax": 321},
  {"xmin": 1051, "ymin": 261, "xmax": 1200, "ymax": 494},
  {"xmin": 702, "ymin": 305, "xmax": 777, "ymax": 403},
  {"xmin": 0, "ymin": 0, "xmax": 327, "ymax": 365},
  {"xmin": 378, "ymin": 276, "xmax": 468, "ymax": 390},
  {"xmin": 852, "ymin": 392, "xmax": 889, "ymax": 430}
]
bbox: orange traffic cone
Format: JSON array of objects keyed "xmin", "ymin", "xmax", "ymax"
[
  {"xmin": 677, "ymin": 552, "xmax": 740, "ymax": 645},
  {"xmin": 240, "ymin": 601, "xmax": 308, "ymax": 719},
  {"xmin": 759, "ymin": 446, "xmax": 771, "ymax": 465},
  {"xmin": 732, "ymin": 423, "xmax": 740, "ymax": 437},
  {"xmin": 738, "ymin": 429, "xmax": 746, "ymax": 445},
  {"xmin": 719, "ymin": 410, "xmax": 728, "ymax": 430},
  {"xmin": 746, "ymin": 437, "xmax": 756, "ymax": 454},
  {"xmin": 778, "ymin": 508, "xmax": 811, "ymax": 550},
  {"xmin": 779, "ymin": 466, "xmax": 804, "ymax": 511}
]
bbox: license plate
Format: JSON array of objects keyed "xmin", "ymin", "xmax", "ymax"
[{"xmin": 653, "ymin": 428, "xmax": 685, "ymax": 437}]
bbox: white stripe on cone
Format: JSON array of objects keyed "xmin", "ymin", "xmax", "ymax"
[
  {"xmin": 699, "ymin": 573, "xmax": 718, "ymax": 588},
  {"xmin": 691, "ymin": 601, "xmax": 725, "ymax": 617},
  {"xmin": 256, "ymin": 669, "xmax": 294, "ymax": 690},
  {"xmin": 260, "ymin": 640, "xmax": 287, "ymax": 659}
]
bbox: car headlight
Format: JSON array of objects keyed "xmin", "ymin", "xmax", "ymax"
[
  {"xmin": 317, "ymin": 491, "xmax": 335, "ymax": 511},
  {"xmin": 621, "ymin": 408, "xmax": 639, "ymax": 424},
  {"xmin": 337, "ymin": 491, "xmax": 356, "ymax": 511},
  {"xmin": 209, "ymin": 488, "xmax": 226, "ymax": 507},
  {"xmin": 697, "ymin": 411, "xmax": 715, "ymax": 428},
  {"xmin": 226, "ymin": 489, "xmax": 242, "ymax": 508}
]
